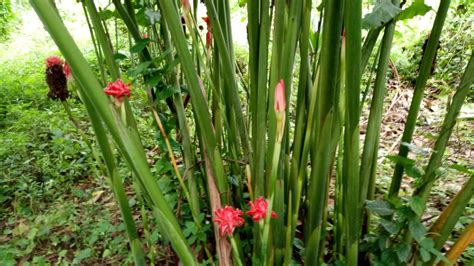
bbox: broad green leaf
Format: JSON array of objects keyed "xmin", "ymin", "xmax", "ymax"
[
  {"xmin": 405, "ymin": 165, "xmax": 423, "ymax": 179},
  {"xmin": 397, "ymin": 0, "xmax": 432, "ymax": 21},
  {"xmin": 130, "ymin": 39, "xmax": 151, "ymax": 54},
  {"xmin": 99, "ymin": 9, "xmax": 117, "ymax": 20},
  {"xmin": 366, "ymin": 200, "xmax": 394, "ymax": 216},
  {"xmin": 145, "ymin": 75, "xmax": 162, "ymax": 88},
  {"xmin": 419, "ymin": 247, "xmax": 431, "ymax": 262},
  {"xmin": 395, "ymin": 244, "xmax": 411, "ymax": 262},
  {"xmin": 408, "ymin": 196, "xmax": 425, "ymax": 216},
  {"xmin": 135, "ymin": 8, "xmax": 150, "ymax": 27},
  {"xmin": 362, "ymin": 0, "xmax": 401, "ymax": 29},
  {"xmin": 128, "ymin": 61, "xmax": 152, "ymax": 77},
  {"xmin": 409, "ymin": 220, "xmax": 426, "ymax": 241},
  {"xmin": 386, "ymin": 155, "xmax": 414, "ymax": 166},
  {"xmin": 113, "ymin": 52, "xmax": 128, "ymax": 62},
  {"xmin": 157, "ymin": 86, "xmax": 181, "ymax": 101},
  {"xmin": 419, "ymin": 237, "xmax": 435, "ymax": 250},
  {"xmin": 74, "ymin": 248, "xmax": 93, "ymax": 261},
  {"xmin": 380, "ymin": 219, "xmax": 401, "ymax": 234},
  {"xmin": 449, "ymin": 164, "xmax": 473, "ymax": 174}
]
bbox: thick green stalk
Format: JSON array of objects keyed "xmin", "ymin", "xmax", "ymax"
[
  {"xmin": 360, "ymin": 0, "xmax": 398, "ymax": 206},
  {"xmin": 86, "ymin": 0, "xmax": 138, "ymax": 132},
  {"xmin": 303, "ymin": 0, "xmax": 344, "ymax": 262},
  {"xmin": 81, "ymin": 2, "xmax": 106, "ymax": 83},
  {"xmin": 429, "ymin": 176, "xmax": 474, "ymax": 251},
  {"xmin": 266, "ymin": 0, "xmax": 285, "ymax": 187},
  {"xmin": 277, "ymin": 1, "xmax": 303, "ymax": 203},
  {"xmin": 160, "ymin": 16, "xmax": 200, "ymax": 215},
  {"xmin": 441, "ymin": 222, "xmax": 474, "ymax": 266},
  {"xmin": 204, "ymin": 0, "xmax": 251, "ymax": 165},
  {"xmin": 84, "ymin": 0, "xmax": 120, "ymax": 79},
  {"xmin": 402, "ymin": 53, "xmax": 473, "ymax": 246},
  {"xmin": 343, "ymin": 0, "xmax": 362, "ymax": 263},
  {"xmin": 361, "ymin": 27, "xmax": 383, "ymax": 72},
  {"xmin": 157, "ymin": 0, "xmax": 229, "ymax": 201},
  {"xmin": 389, "ymin": 0, "xmax": 451, "ymax": 198},
  {"xmin": 30, "ymin": 1, "xmax": 195, "ymax": 263},
  {"xmin": 414, "ymin": 53, "xmax": 473, "ymax": 202},
  {"xmin": 252, "ymin": 0, "xmax": 271, "ymax": 197},
  {"xmin": 71, "ymin": 80, "xmax": 146, "ymax": 265}
]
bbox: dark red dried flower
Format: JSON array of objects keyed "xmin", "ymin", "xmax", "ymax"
[{"xmin": 45, "ymin": 56, "xmax": 68, "ymax": 101}]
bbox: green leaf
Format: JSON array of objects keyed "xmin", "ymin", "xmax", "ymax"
[
  {"xmin": 408, "ymin": 220, "xmax": 426, "ymax": 241},
  {"xmin": 395, "ymin": 244, "xmax": 411, "ymax": 262},
  {"xmin": 419, "ymin": 237, "xmax": 434, "ymax": 250},
  {"xmin": 58, "ymin": 250, "xmax": 67, "ymax": 257},
  {"xmin": 113, "ymin": 53, "xmax": 128, "ymax": 62},
  {"xmin": 157, "ymin": 86, "xmax": 180, "ymax": 101},
  {"xmin": 405, "ymin": 165, "xmax": 423, "ymax": 179},
  {"xmin": 128, "ymin": 61, "xmax": 152, "ymax": 77},
  {"xmin": 146, "ymin": 75, "xmax": 162, "ymax": 88},
  {"xmin": 419, "ymin": 247, "xmax": 431, "ymax": 262},
  {"xmin": 130, "ymin": 39, "xmax": 151, "ymax": 54},
  {"xmin": 362, "ymin": 0, "xmax": 401, "ymax": 29},
  {"xmin": 366, "ymin": 200, "xmax": 394, "ymax": 216},
  {"xmin": 386, "ymin": 155, "xmax": 414, "ymax": 166},
  {"xmin": 408, "ymin": 196, "xmax": 425, "ymax": 216},
  {"xmin": 99, "ymin": 9, "xmax": 117, "ymax": 20},
  {"xmin": 380, "ymin": 219, "xmax": 401, "ymax": 235},
  {"xmin": 397, "ymin": 0, "xmax": 432, "ymax": 21},
  {"xmin": 449, "ymin": 164, "xmax": 473, "ymax": 174},
  {"xmin": 74, "ymin": 248, "xmax": 92, "ymax": 261}
]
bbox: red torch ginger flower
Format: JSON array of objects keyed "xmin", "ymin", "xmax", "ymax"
[
  {"xmin": 213, "ymin": 206, "xmax": 245, "ymax": 236},
  {"xmin": 45, "ymin": 56, "xmax": 64, "ymax": 68},
  {"xmin": 104, "ymin": 79, "xmax": 131, "ymax": 104},
  {"xmin": 202, "ymin": 17, "xmax": 212, "ymax": 48},
  {"xmin": 246, "ymin": 196, "xmax": 277, "ymax": 222},
  {"xmin": 63, "ymin": 62, "xmax": 73, "ymax": 81}
]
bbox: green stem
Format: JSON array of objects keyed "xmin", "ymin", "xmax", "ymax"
[
  {"xmin": 389, "ymin": 0, "xmax": 451, "ymax": 198},
  {"xmin": 30, "ymin": 1, "xmax": 195, "ymax": 263}
]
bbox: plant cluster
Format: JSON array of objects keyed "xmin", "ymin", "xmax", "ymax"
[{"xmin": 5, "ymin": 0, "xmax": 473, "ymax": 265}]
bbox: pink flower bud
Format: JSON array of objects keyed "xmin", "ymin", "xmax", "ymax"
[
  {"xmin": 274, "ymin": 80, "xmax": 286, "ymax": 113},
  {"xmin": 181, "ymin": 0, "xmax": 190, "ymax": 11}
]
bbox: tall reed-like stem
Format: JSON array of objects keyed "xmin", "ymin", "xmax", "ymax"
[
  {"xmin": 389, "ymin": 0, "xmax": 452, "ymax": 198},
  {"xmin": 30, "ymin": 1, "xmax": 195, "ymax": 263}
]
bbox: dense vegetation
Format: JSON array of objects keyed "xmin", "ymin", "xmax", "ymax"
[{"xmin": 0, "ymin": 0, "xmax": 472, "ymax": 265}]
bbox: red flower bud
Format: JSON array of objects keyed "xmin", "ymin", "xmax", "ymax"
[
  {"xmin": 202, "ymin": 17, "xmax": 212, "ymax": 48},
  {"xmin": 213, "ymin": 206, "xmax": 245, "ymax": 236}
]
